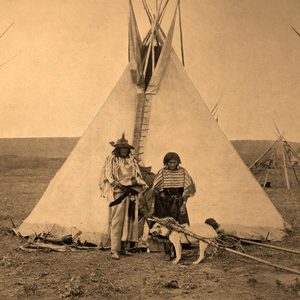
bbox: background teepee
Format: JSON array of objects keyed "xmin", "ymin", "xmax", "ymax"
[{"xmin": 249, "ymin": 134, "xmax": 300, "ymax": 190}]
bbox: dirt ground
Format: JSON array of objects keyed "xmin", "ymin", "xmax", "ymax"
[{"xmin": 1, "ymin": 156, "xmax": 300, "ymax": 299}]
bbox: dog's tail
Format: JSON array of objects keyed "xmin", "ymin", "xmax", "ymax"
[{"xmin": 205, "ymin": 218, "xmax": 220, "ymax": 231}]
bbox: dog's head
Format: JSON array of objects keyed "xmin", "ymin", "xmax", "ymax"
[{"xmin": 149, "ymin": 223, "xmax": 170, "ymax": 237}]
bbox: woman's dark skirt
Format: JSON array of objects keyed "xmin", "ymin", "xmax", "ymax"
[{"xmin": 154, "ymin": 187, "xmax": 189, "ymax": 224}]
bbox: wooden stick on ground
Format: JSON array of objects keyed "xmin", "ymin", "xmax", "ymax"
[
  {"xmin": 9, "ymin": 218, "xmax": 16, "ymax": 229},
  {"xmin": 22, "ymin": 242, "xmax": 68, "ymax": 252},
  {"xmin": 71, "ymin": 245, "xmax": 100, "ymax": 251},
  {"xmin": 38, "ymin": 234, "xmax": 73, "ymax": 245},
  {"xmin": 226, "ymin": 247, "xmax": 300, "ymax": 275}
]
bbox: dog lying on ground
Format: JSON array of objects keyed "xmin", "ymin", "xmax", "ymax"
[{"xmin": 150, "ymin": 222, "xmax": 218, "ymax": 264}]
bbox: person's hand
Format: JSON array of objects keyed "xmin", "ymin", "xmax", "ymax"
[
  {"xmin": 112, "ymin": 181, "xmax": 127, "ymax": 191},
  {"xmin": 180, "ymin": 202, "xmax": 186, "ymax": 215},
  {"xmin": 118, "ymin": 184, "xmax": 129, "ymax": 192},
  {"xmin": 159, "ymin": 191, "xmax": 165, "ymax": 198}
]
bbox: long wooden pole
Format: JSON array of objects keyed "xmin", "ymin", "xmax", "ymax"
[
  {"xmin": 145, "ymin": 0, "xmax": 154, "ymax": 18},
  {"xmin": 142, "ymin": 0, "xmax": 164, "ymax": 78},
  {"xmin": 282, "ymin": 140, "xmax": 291, "ymax": 190},
  {"xmin": 0, "ymin": 23, "xmax": 13, "ymax": 39},
  {"xmin": 158, "ymin": 0, "xmax": 169, "ymax": 28},
  {"xmin": 142, "ymin": 0, "xmax": 152, "ymax": 23},
  {"xmin": 178, "ymin": 0, "xmax": 185, "ymax": 66},
  {"xmin": 284, "ymin": 143, "xmax": 300, "ymax": 185},
  {"xmin": 0, "ymin": 52, "xmax": 20, "ymax": 68},
  {"xmin": 151, "ymin": 27, "xmax": 155, "ymax": 74},
  {"xmin": 225, "ymin": 248, "xmax": 300, "ymax": 275},
  {"xmin": 143, "ymin": 0, "xmax": 169, "ymax": 46},
  {"xmin": 240, "ymin": 239, "xmax": 300, "ymax": 255},
  {"xmin": 292, "ymin": 26, "xmax": 300, "ymax": 38},
  {"xmin": 151, "ymin": 0, "xmax": 163, "ymax": 74},
  {"xmin": 143, "ymin": 20, "xmax": 155, "ymax": 78},
  {"xmin": 263, "ymin": 168, "xmax": 269, "ymax": 187}
]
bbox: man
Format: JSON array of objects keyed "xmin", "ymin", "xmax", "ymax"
[{"xmin": 99, "ymin": 133, "xmax": 147, "ymax": 259}]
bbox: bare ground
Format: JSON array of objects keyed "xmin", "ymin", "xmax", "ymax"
[{"xmin": 1, "ymin": 156, "xmax": 300, "ymax": 299}]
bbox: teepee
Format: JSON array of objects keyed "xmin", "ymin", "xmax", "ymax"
[
  {"xmin": 18, "ymin": 0, "xmax": 287, "ymax": 243},
  {"xmin": 249, "ymin": 135, "xmax": 300, "ymax": 189}
]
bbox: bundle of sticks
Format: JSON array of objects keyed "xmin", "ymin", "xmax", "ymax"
[{"xmin": 19, "ymin": 231, "xmax": 101, "ymax": 252}]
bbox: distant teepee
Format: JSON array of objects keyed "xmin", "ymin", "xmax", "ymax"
[{"xmin": 249, "ymin": 135, "xmax": 300, "ymax": 189}]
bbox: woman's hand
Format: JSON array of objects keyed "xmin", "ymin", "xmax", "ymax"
[{"xmin": 180, "ymin": 202, "xmax": 186, "ymax": 215}]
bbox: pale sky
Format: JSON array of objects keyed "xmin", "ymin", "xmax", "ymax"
[{"xmin": 0, "ymin": 0, "xmax": 300, "ymax": 141}]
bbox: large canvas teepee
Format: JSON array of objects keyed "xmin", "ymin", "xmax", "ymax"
[{"xmin": 18, "ymin": 1, "xmax": 287, "ymax": 243}]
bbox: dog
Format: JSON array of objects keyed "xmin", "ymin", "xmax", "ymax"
[{"xmin": 150, "ymin": 222, "xmax": 218, "ymax": 264}]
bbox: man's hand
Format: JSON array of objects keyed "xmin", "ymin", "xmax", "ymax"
[
  {"xmin": 112, "ymin": 181, "xmax": 127, "ymax": 191},
  {"xmin": 117, "ymin": 184, "xmax": 129, "ymax": 192}
]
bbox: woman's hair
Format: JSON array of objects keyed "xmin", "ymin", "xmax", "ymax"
[
  {"xmin": 112, "ymin": 147, "xmax": 130, "ymax": 158},
  {"xmin": 163, "ymin": 152, "xmax": 181, "ymax": 166}
]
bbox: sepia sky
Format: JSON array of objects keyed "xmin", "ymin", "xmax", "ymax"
[{"xmin": 0, "ymin": 0, "xmax": 300, "ymax": 141}]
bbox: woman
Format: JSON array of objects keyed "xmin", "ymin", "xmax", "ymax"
[
  {"xmin": 152, "ymin": 152, "xmax": 195, "ymax": 225},
  {"xmin": 99, "ymin": 133, "xmax": 147, "ymax": 259}
]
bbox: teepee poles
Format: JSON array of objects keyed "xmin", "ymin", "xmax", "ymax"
[
  {"xmin": 283, "ymin": 141, "xmax": 300, "ymax": 186},
  {"xmin": 281, "ymin": 138, "xmax": 291, "ymax": 190},
  {"xmin": 142, "ymin": 0, "xmax": 171, "ymax": 46},
  {"xmin": 142, "ymin": 1, "xmax": 152, "ymax": 45},
  {"xmin": 178, "ymin": 0, "xmax": 185, "ymax": 66},
  {"xmin": 269, "ymin": 121, "xmax": 300, "ymax": 188},
  {"xmin": 262, "ymin": 169, "xmax": 270, "ymax": 188},
  {"xmin": 143, "ymin": 23, "xmax": 154, "ymax": 78},
  {"xmin": 151, "ymin": 0, "xmax": 163, "ymax": 74},
  {"xmin": 0, "ymin": 23, "xmax": 20, "ymax": 68},
  {"xmin": 142, "ymin": 0, "xmax": 166, "ymax": 45},
  {"xmin": 249, "ymin": 137, "xmax": 281, "ymax": 171},
  {"xmin": 292, "ymin": 26, "xmax": 300, "ymax": 38},
  {"xmin": 143, "ymin": 17, "xmax": 157, "ymax": 78},
  {"xmin": 250, "ymin": 134, "xmax": 300, "ymax": 189},
  {"xmin": 142, "ymin": 0, "xmax": 164, "ymax": 78},
  {"xmin": 142, "ymin": 0, "xmax": 152, "ymax": 20},
  {"xmin": 151, "ymin": 33, "xmax": 155, "ymax": 74},
  {"xmin": 160, "ymin": 0, "xmax": 169, "ymax": 24},
  {"xmin": 211, "ymin": 103, "xmax": 219, "ymax": 117},
  {"xmin": 211, "ymin": 96, "xmax": 222, "ymax": 120},
  {"xmin": 0, "ymin": 23, "xmax": 13, "ymax": 39}
]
